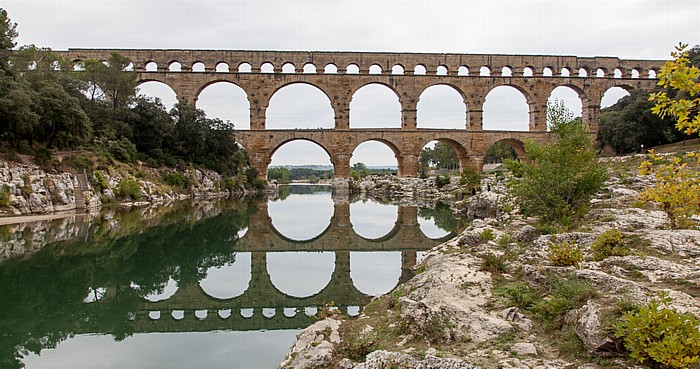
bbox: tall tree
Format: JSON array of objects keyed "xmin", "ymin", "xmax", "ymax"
[{"xmin": 0, "ymin": 8, "xmax": 17, "ymax": 76}]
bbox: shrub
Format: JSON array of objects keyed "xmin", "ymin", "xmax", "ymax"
[
  {"xmin": 591, "ymin": 229, "xmax": 631, "ymax": 261},
  {"xmin": 435, "ymin": 175, "xmax": 450, "ymax": 188},
  {"xmin": 161, "ymin": 170, "xmax": 189, "ymax": 190},
  {"xmin": 92, "ymin": 170, "xmax": 109, "ymax": 193},
  {"xmin": 615, "ymin": 292, "xmax": 700, "ymax": 369},
  {"xmin": 481, "ymin": 252, "xmax": 506, "ymax": 274},
  {"xmin": 21, "ymin": 174, "xmax": 32, "ymax": 198},
  {"xmin": 64, "ymin": 153, "xmax": 94, "ymax": 171},
  {"xmin": 497, "ymin": 233, "xmax": 516, "ymax": 248},
  {"xmin": 532, "ymin": 274, "xmax": 596, "ymax": 325},
  {"xmin": 117, "ymin": 179, "xmax": 141, "ymax": 200},
  {"xmin": 460, "ymin": 166, "xmax": 480, "ymax": 186},
  {"xmin": 478, "ymin": 228, "xmax": 495, "ymax": 243},
  {"xmin": 0, "ymin": 185, "xmax": 9, "ymax": 206},
  {"xmin": 547, "ymin": 239, "xmax": 584, "ymax": 267}
]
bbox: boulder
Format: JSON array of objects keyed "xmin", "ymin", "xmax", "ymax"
[{"xmin": 572, "ymin": 301, "xmax": 616, "ymax": 353}]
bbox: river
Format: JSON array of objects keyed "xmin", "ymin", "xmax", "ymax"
[{"xmin": 0, "ymin": 185, "xmax": 459, "ymax": 369}]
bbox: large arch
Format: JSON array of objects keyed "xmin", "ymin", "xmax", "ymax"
[
  {"xmin": 267, "ymin": 251, "xmax": 335, "ymax": 298},
  {"xmin": 136, "ymin": 81, "xmax": 178, "ymax": 111},
  {"xmin": 349, "ymin": 83, "xmax": 402, "ymax": 129},
  {"xmin": 601, "ymin": 86, "xmax": 631, "ymax": 108},
  {"xmin": 350, "ymin": 251, "xmax": 402, "ymax": 296},
  {"xmin": 483, "ymin": 86, "xmax": 530, "ymax": 131},
  {"xmin": 418, "ymin": 138, "xmax": 470, "ymax": 174},
  {"xmin": 195, "ymin": 81, "xmax": 251, "ymax": 129},
  {"xmin": 267, "ymin": 139, "xmax": 334, "ymax": 178},
  {"xmin": 198, "ymin": 253, "xmax": 252, "ymax": 299},
  {"xmin": 350, "ymin": 140, "xmax": 399, "ymax": 172},
  {"xmin": 266, "ymin": 83, "xmax": 334, "ymax": 130},
  {"xmin": 416, "ymin": 84, "xmax": 467, "ymax": 129},
  {"xmin": 267, "ymin": 184, "xmax": 334, "ymax": 241},
  {"xmin": 350, "ymin": 199, "xmax": 399, "ymax": 240},
  {"xmin": 548, "ymin": 86, "xmax": 584, "ymax": 129}
]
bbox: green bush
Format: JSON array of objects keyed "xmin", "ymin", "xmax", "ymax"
[
  {"xmin": 591, "ymin": 229, "xmax": 631, "ymax": 261},
  {"xmin": 64, "ymin": 153, "xmax": 94, "ymax": 171},
  {"xmin": 497, "ymin": 233, "xmax": 516, "ymax": 248},
  {"xmin": 460, "ymin": 166, "xmax": 481, "ymax": 186},
  {"xmin": 478, "ymin": 228, "xmax": 495, "ymax": 242},
  {"xmin": 21, "ymin": 173, "xmax": 32, "ymax": 198},
  {"xmin": 481, "ymin": 252, "xmax": 507, "ymax": 274},
  {"xmin": 92, "ymin": 171, "xmax": 108, "ymax": 193},
  {"xmin": 0, "ymin": 185, "xmax": 9, "ymax": 206},
  {"xmin": 117, "ymin": 179, "xmax": 141, "ymax": 200},
  {"xmin": 615, "ymin": 293, "xmax": 700, "ymax": 369},
  {"xmin": 161, "ymin": 170, "xmax": 189, "ymax": 190},
  {"xmin": 435, "ymin": 175, "xmax": 450, "ymax": 188},
  {"xmin": 547, "ymin": 239, "xmax": 584, "ymax": 267}
]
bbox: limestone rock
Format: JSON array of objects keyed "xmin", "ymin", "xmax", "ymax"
[
  {"xmin": 278, "ymin": 318, "xmax": 341, "ymax": 369},
  {"xmin": 572, "ymin": 301, "xmax": 615, "ymax": 353},
  {"xmin": 351, "ymin": 350, "xmax": 480, "ymax": 369},
  {"xmin": 511, "ymin": 342, "xmax": 538, "ymax": 356},
  {"xmin": 516, "ymin": 225, "xmax": 539, "ymax": 243}
]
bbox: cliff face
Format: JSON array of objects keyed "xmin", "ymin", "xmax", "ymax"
[{"xmin": 0, "ymin": 159, "xmax": 239, "ymax": 216}]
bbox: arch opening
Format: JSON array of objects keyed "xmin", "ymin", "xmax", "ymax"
[
  {"xmin": 199, "ymin": 252, "xmax": 252, "ymax": 299},
  {"xmin": 369, "ymin": 64, "xmax": 383, "ymax": 74},
  {"xmin": 266, "ymin": 83, "xmax": 334, "ymax": 130},
  {"xmin": 324, "ymin": 63, "xmax": 338, "ymax": 74},
  {"xmin": 261, "ymin": 62, "xmax": 274, "ymax": 73},
  {"xmin": 480, "ymin": 66, "xmax": 491, "ymax": 76},
  {"xmin": 501, "ymin": 67, "xmax": 513, "ymax": 77},
  {"xmin": 349, "ymin": 83, "xmax": 401, "ymax": 129},
  {"xmin": 416, "ymin": 85, "xmax": 466, "ymax": 129},
  {"xmin": 437, "ymin": 66, "xmax": 448, "ymax": 76},
  {"xmin": 391, "ymin": 64, "xmax": 404, "ymax": 75},
  {"xmin": 136, "ymin": 81, "xmax": 178, "ymax": 111},
  {"xmin": 268, "ymin": 179, "xmax": 334, "ymax": 239},
  {"xmin": 523, "ymin": 67, "xmax": 534, "ymax": 77},
  {"xmin": 192, "ymin": 62, "xmax": 205, "ymax": 72},
  {"xmin": 548, "ymin": 86, "xmax": 583, "ymax": 126},
  {"xmin": 601, "ymin": 86, "xmax": 631, "ymax": 108},
  {"xmin": 145, "ymin": 61, "xmax": 157, "ymax": 72},
  {"xmin": 414, "ymin": 65, "xmax": 427, "ymax": 75},
  {"xmin": 196, "ymin": 82, "xmax": 251, "ymax": 130},
  {"xmin": 269, "ymin": 139, "xmax": 333, "ymax": 179},
  {"xmin": 458, "ymin": 66, "xmax": 469, "ymax": 76},
  {"xmin": 216, "ymin": 62, "xmax": 229, "ymax": 72},
  {"xmin": 350, "ymin": 251, "xmax": 402, "ymax": 296},
  {"xmin": 350, "ymin": 199, "xmax": 398, "ymax": 240},
  {"xmin": 267, "ymin": 252, "xmax": 335, "ymax": 298},
  {"xmin": 346, "ymin": 64, "xmax": 360, "ymax": 74},
  {"xmin": 303, "ymin": 63, "xmax": 317, "ymax": 74},
  {"xmin": 419, "ymin": 140, "xmax": 462, "ymax": 176},
  {"xmin": 169, "ymin": 62, "xmax": 181, "ymax": 72},
  {"xmin": 484, "ymin": 139, "xmax": 524, "ymax": 165},
  {"xmin": 483, "ymin": 86, "xmax": 529, "ymax": 131},
  {"xmin": 238, "ymin": 63, "xmax": 252, "ymax": 73},
  {"xmin": 282, "ymin": 63, "xmax": 296, "ymax": 74},
  {"xmin": 350, "ymin": 141, "xmax": 398, "ymax": 178}
]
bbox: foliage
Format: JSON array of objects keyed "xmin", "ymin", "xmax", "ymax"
[
  {"xmin": 481, "ymin": 252, "xmax": 507, "ymax": 275},
  {"xmin": 530, "ymin": 274, "xmax": 596, "ymax": 325},
  {"xmin": 459, "ymin": 166, "xmax": 480, "ymax": 186},
  {"xmin": 92, "ymin": 170, "xmax": 108, "ymax": 193},
  {"xmin": 485, "ymin": 141, "xmax": 518, "ymax": 163},
  {"xmin": 615, "ymin": 292, "xmax": 700, "ymax": 369},
  {"xmin": 63, "ymin": 153, "xmax": 94, "ymax": 171},
  {"xmin": 649, "ymin": 43, "xmax": 700, "ymax": 136},
  {"xmin": 639, "ymin": 150, "xmax": 700, "ymax": 229},
  {"xmin": 434, "ymin": 174, "xmax": 450, "ymax": 188},
  {"xmin": 547, "ymin": 239, "xmax": 584, "ymax": 267},
  {"xmin": 117, "ymin": 178, "xmax": 141, "ymax": 200},
  {"xmin": 161, "ymin": 170, "xmax": 189, "ymax": 190},
  {"xmin": 0, "ymin": 184, "xmax": 9, "ymax": 206},
  {"xmin": 268, "ymin": 166, "xmax": 333, "ymax": 182},
  {"xmin": 417, "ymin": 202, "xmax": 457, "ymax": 232},
  {"xmin": 506, "ymin": 104, "xmax": 608, "ymax": 230},
  {"xmin": 419, "ymin": 141, "xmax": 459, "ymax": 174},
  {"xmin": 478, "ymin": 228, "xmax": 495, "ymax": 242},
  {"xmin": 591, "ymin": 229, "xmax": 631, "ymax": 261}
]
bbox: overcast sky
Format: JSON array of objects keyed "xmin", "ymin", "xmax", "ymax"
[{"xmin": 4, "ymin": 0, "xmax": 697, "ymax": 166}]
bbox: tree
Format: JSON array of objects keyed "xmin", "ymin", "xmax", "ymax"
[
  {"xmin": 0, "ymin": 8, "xmax": 17, "ymax": 76},
  {"xmin": 352, "ymin": 162, "xmax": 369, "ymax": 177},
  {"xmin": 76, "ymin": 52, "xmax": 137, "ymax": 110},
  {"xmin": 506, "ymin": 103, "xmax": 608, "ymax": 230},
  {"xmin": 639, "ymin": 44, "xmax": 700, "ymax": 229}
]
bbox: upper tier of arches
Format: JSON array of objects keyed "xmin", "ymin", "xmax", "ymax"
[{"xmin": 60, "ymin": 49, "xmax": 665, "ymax": 79}]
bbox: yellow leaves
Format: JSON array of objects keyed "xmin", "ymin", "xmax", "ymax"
[{"xmin": 650, "ymin": 43, "xmax": 700, "ymax": 135}]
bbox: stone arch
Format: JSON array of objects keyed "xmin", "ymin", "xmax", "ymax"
[
  {"xmin": 303, "ymin": 63, "xmax": 317, "ymax": 74},
  {"xmin": 369, "ymin": 64, "xmax": 383, "ymax": 74},
  {"xmin": 414, "ymin": 64, "xmax": 427, "ymax": 75},
  {"xmin": 136, "ymin": 80, "xmax": 178, "ymax": 110},
  {"xmin": 418, "ymin": 137, "xmax": 471, "ymax": 172},
  {"xmin": 501, "ymin": 66, "xmax": 513, "ymax": 77},
  {"xmin": 346, "ymin": 63, "xmax": 360, "ymax": 74},
  {"xmin": 145, "ymin": 61, "xmax": 158, "ymax": 71},
  {"xmin": 198, "ymin": 252, "xmax": 252, "ymax": 300},
  {"xmin": 480, "ymin": 66, "xmax": 491, "ymax": 76},
  {"xmin": 350, "ymin": 251, "xmax": 402, "ymax": 296},
  {"xmin": 601, "ymin": 86, "xmax": 632, "ymax": 108},
  {"xmin": 578, "ymin": 68, "xmax": 588, "ymax": 77},
  {"xmin": 260, "ymin": 62, "xmax": 275, "ymax": 73},
  {"xmin": 238, "ymin": 62, "xmax": 252, "ymax": 73},
  {"xmin": 548, "ymin": 84, "xmax": 585, "ymax": 118},
  {"xmin": 168, "ymin": 61, "xmax": 181, "ymax": 72},
  {"xmin": 523, "ymin": 66, "xmax": 534, "ymax": 77},
  {"xmin": 458, "ymin": 66, "xmax": 469, "ymax": 76},
  {"xmin": 349, "ymin": 139, "xmax": 400, "ymax": 174},
  {"xmin": 192, "ymin": 61, "xmax": 205, "ymax": 72},
  {"xmin": 485, "ymin": 138, "xmax": 527, "ymax": 161},
  {"xmin": 436, "ymin": 65, "xmax": 448, "ymax": 76},
  {"xmin": 267, "ymin": 251, "xmax": 335, "ymax": 298},
  {"xmin": 215, "ymin": 62, "xmax": 229, "ymax": 72},
  {"xmin": 543, "ymin": 67, "xmax": 553, "ymax": 76},
  {"xmin": 350, "ymin": 200, "xmax": 399, "ymax": 240},
  {"xmin": 416, "ymin": 84, "xmax": 467, "ymax": 129},
  {"xmin": 483, "ymin": 84, "xmax": 532, "ymax": 131},
  {"xmin": 266, "ymin": 82, "xmax": 335, "ymax": 130},
  {"xmin": 560, "ymin": 67, "xmax": 572, "ymax": 77},
  {"xmin": 349, "ymin": 83, "xmax": 402, "ymax": 129},
  {"xmin": 282, "ymin": 62, "xmax": 296, "ymax": 74},
  {"xmin": 195, "ymin": 80, "xmax": 251, "ymax": 130},
  {"xmin": 392, "ymin": 64, "xmax": 405, "ymax": 75},
  {"xmin": 269, "ymin": 138, "xmax": 334, "ymax": 168},
  {"xmin": 324, "ymin": 63, "xmax": 338, "ymax": 74}
]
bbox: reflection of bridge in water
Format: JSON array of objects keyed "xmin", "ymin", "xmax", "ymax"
[{"xmin": 112, "ymin": 201, "xmax": 451, "ymax": 333}]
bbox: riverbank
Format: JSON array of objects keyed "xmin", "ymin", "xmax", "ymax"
[{"xmin": 279, "ymin": 157, "xmax": 700, "ymax": 369}]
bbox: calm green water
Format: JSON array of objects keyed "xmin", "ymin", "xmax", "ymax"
[{"xmin": 0, "ymin": 185, "xmax": 458, "ymax": 369}]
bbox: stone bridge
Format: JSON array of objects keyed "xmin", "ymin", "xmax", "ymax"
[{"xmin": 57, "ymin": 49, "xmax": 664, "ymax": 178}]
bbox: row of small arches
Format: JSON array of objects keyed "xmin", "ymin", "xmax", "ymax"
[
  {"xmin": 144, "ymin": 61, "xmax": 658, "ymax": 79},
  {"xmin": 146, "ymin": 306, "xmax": 361, "ymax": 321}
]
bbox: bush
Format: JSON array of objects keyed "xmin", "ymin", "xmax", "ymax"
[
  {"xmin": 547, "ymin": 239, "xmax": 583, "ymax": 267},
  {"xmin": 21, "ymin": 173, "xmax": 32, "ymax": 198},
  {"xmin": 0, "ymin": 185, "xmax": 9, "ymax": 206},
  {"xmin": 117, "ymin": 179, "xmax": 141, "ymax": 200},
  {"xmin": 435, "ymin": 175, "xmax": 450, "ymax": 188},
  {"xmin": 92, "ymin": 170, "xmax": 109, "ymax": 193},
  {"xmin": 481, "ymin": 252, "xmax": 507, "ymax": 274},
  {"xmin": 460, "ymin": 166, "xmax": 480, "ymax": 186},
  {"xmin": 64, "ymin": 153, "xmax": 94, "ymax": 171},
  {"xmin": 478, "ymin": 228, "xmax": 495, "ymax": 242},
  {"xmin": 615, "ymin": 292, "xmax": 700, "ymax": 369},
  {"xmin": 161, "ymin": 170, "xmax": 189, "ymax": 190},
  {"xmin": 591, "ymin": 229, "xmax": 631, "ymax": 261}
]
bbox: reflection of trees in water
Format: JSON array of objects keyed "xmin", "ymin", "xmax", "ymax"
[
  {"xmin": 275, "ymin": 185, "xmax": 332, "ymax": 201},
  {"xmin": 0, "ymin": 200, "xmax": 256, "ymax": 369},
  {"xmin": 418, "ymin": 202, "xmax": 459, "ymax": 232}
]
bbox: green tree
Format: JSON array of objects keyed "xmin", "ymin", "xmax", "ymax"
[
  {"xmin": 75, "ymin": 52, "xmax": 137, "ymax": 110},
  {"xmin": 485, "ymin": 141, "xmax": 518, "ymax": 163},
  {"xmin": 352, "ymin": 162, "xmax": 369, "ymax": 177},
  {"xmin": 506, "ymin": 103, "xmax": 608, "ymax": 230},
  {"xmin": 0, "ymin": 8, "xmax": 18, "ymax": 76}
]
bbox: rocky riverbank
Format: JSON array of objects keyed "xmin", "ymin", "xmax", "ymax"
[
  {"xmin": 279, "ymin": 163, "xmax": 700, "ymax": 368},
  {"xmin": 0, "ymin": 159, "xmax": 249, "ymax": 216}
]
